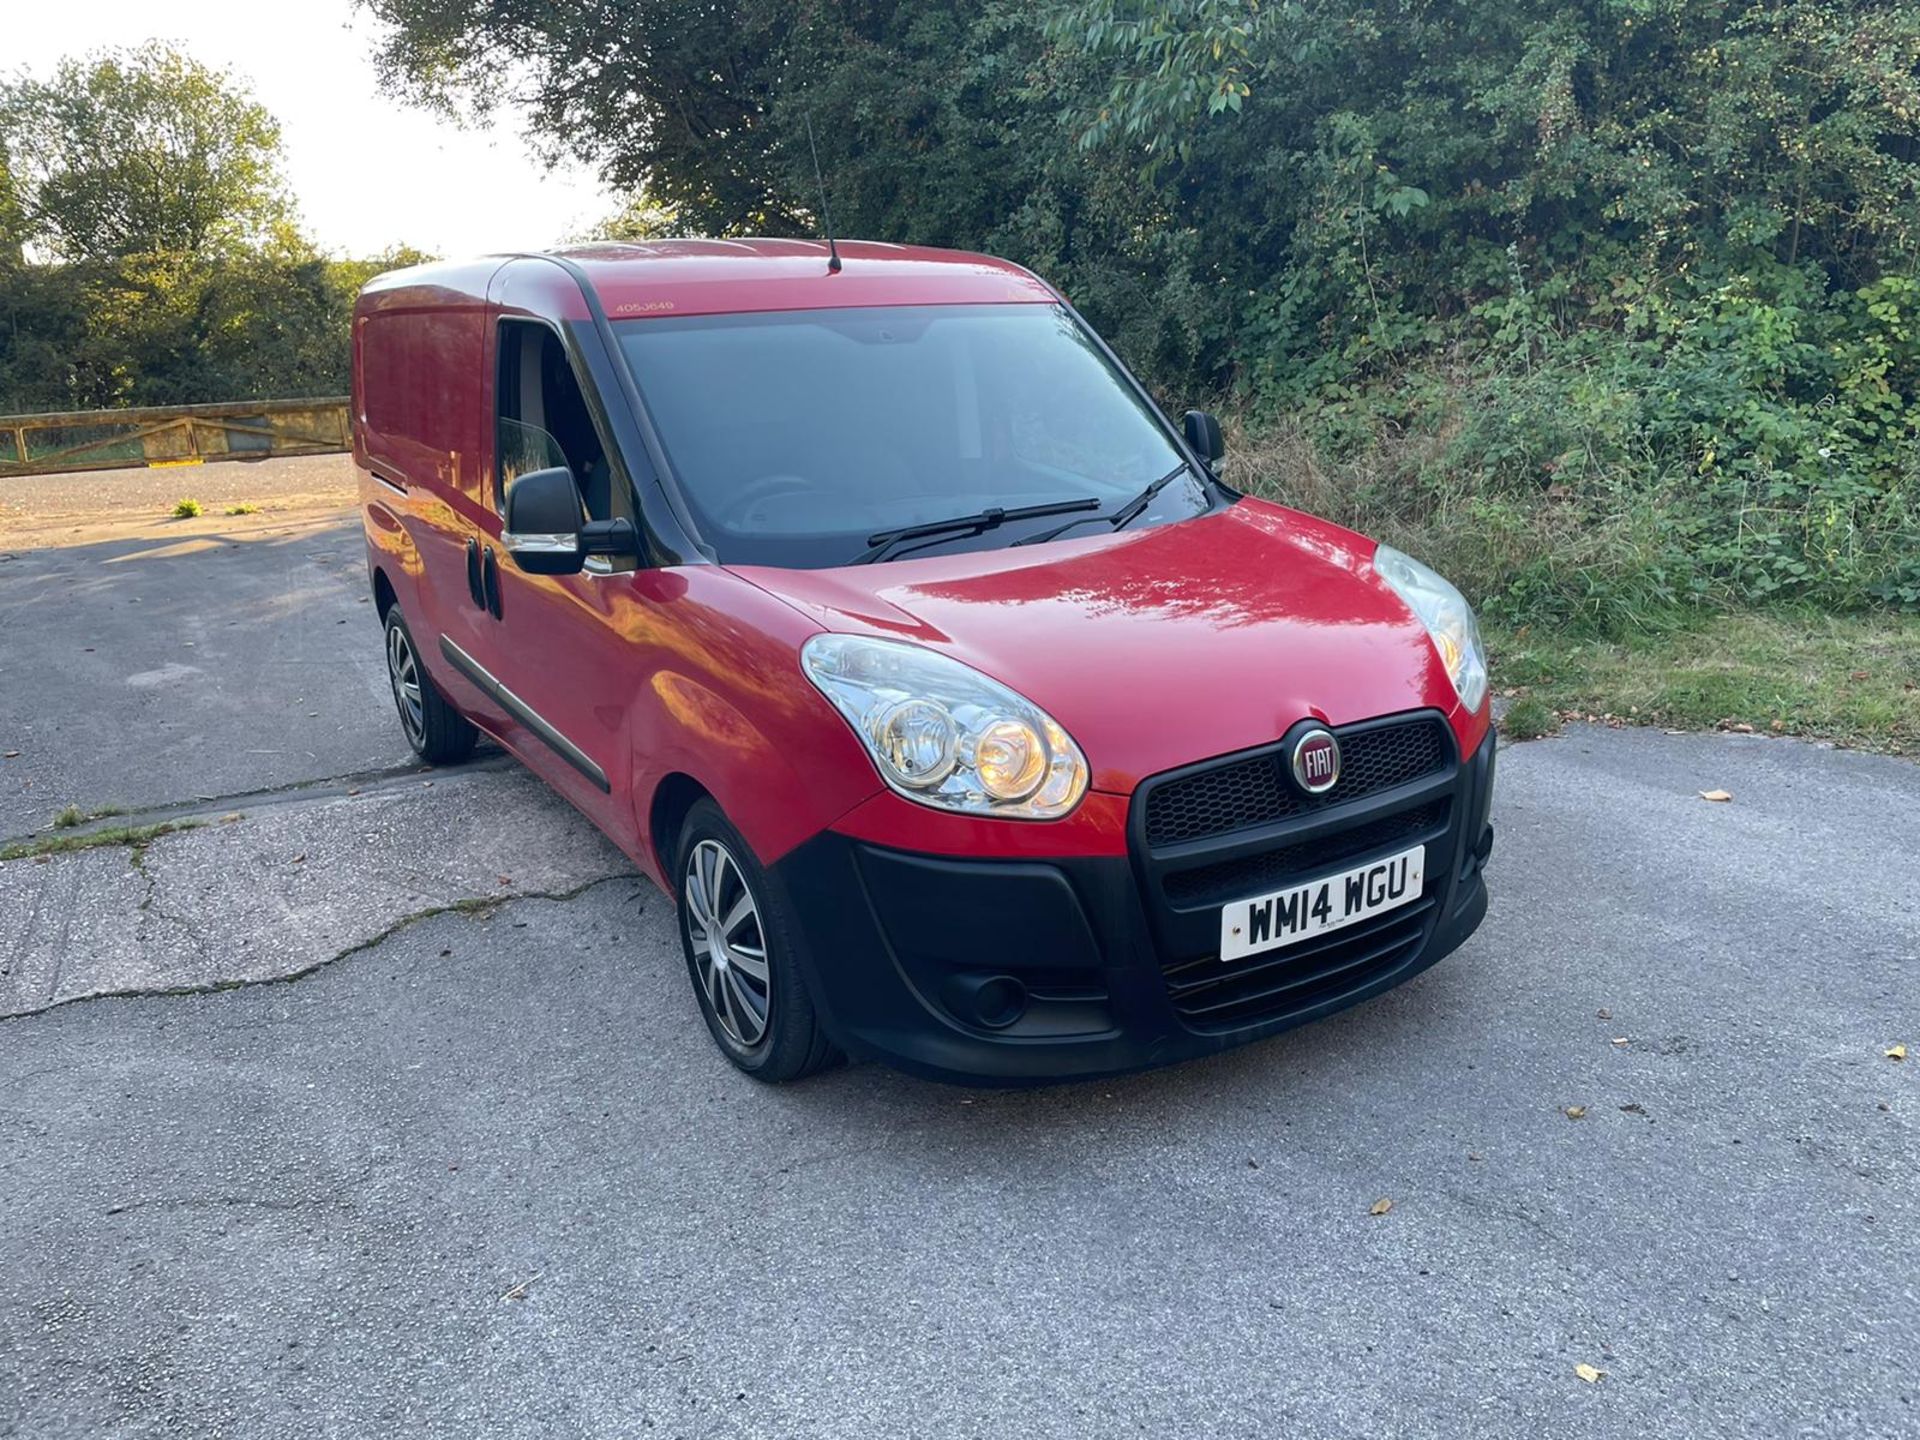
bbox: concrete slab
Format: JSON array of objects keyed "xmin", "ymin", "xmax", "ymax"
[{"xmin": 0, "ymin": 766, "xmax": 630, "ymax": 1017}]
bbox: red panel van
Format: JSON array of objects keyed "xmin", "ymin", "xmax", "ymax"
[{"xmin": 353, "ymin": 241, "xmax": 1495, "ymax": 1085}]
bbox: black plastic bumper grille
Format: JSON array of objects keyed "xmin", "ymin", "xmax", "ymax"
[
  {"xmin": 1142, "ymin": 716, "xmax": 1449, "ymax": 847},
  {"xmin": 1162, "ymin": 802, "xmax": 1447, "ymax": 909},
  {"xmin": 1161, "ymin": 899, "xmax": 1437, "ymax": 1030}
]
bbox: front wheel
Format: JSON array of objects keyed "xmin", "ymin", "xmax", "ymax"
[{"xmin": 675, "ymin": 799, "xmax": 839, "ymax": 1083}]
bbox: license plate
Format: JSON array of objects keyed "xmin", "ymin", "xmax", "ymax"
[{"xmin": 1219, "ymin": 844, "xmax": 1426, "ymax": 962}]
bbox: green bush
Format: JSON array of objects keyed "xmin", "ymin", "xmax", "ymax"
[{"xmin": 1232, "ymin": 253, "xmax": 1920, "ymax": 632}]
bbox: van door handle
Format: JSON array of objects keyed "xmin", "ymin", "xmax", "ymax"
[
  {"xmin": 481, "ymin": 546, "xmax": 503, "ymax": 620},
  {"xmin": 465, "ymin": 538, "xmax": 485, "ymax": 609}
]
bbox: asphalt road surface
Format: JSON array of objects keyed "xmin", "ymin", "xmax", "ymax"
[{"xmin": 2, "ymin": 458, "xmax": 1915, "ymax": 1438}]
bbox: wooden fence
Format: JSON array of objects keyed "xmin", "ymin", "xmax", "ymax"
[{"xmin": 0, "ymin": 398, "xmax": 350, "ymax": 477}]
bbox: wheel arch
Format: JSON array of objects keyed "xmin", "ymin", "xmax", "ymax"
[
  {"xmin": 371, "ymin": 565, "xmax": 398, "ymax": 619},
  {"xmin": 647, "ymin": 771, "xmax": 715, "ymax": 887}
]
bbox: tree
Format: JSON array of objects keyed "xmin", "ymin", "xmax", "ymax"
[
  {"xmin": 0, "ymin": 147, "xmax": 24, "ymax": 267},
  {"xmin": 354, "ymin": 0, "xmax": 1242, "ymax": 387},
  {"xmin": 361, "ymin": 0, "xmax": 805, "ymax": 236},
  {"xmin": 0, "ymin": 42, "xmax": 293, "ymax": 262}
]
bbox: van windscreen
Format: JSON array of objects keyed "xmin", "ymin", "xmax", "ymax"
[{"xmin": 613, "ymin": 303, "xmax": 1210, "ymax": 568}]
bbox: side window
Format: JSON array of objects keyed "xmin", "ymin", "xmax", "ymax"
[{"xmin": 494, "ymin": 321, "xmax": 629, "ymax": 526}]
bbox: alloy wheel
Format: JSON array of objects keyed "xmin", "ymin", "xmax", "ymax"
[
  {"xmin": 386, "ymin": 622, "xmax": 426, "ymax": 747},
  {"xmin": 684, "ymin": 838, "xmax": 772, "ymax": 1048}
]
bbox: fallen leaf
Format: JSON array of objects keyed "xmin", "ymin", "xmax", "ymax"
[
  {"xmin": 1574, "ymin": 1363, "xmax": 1606, "ymax": 1384},
  {"xmin": 1368, "ymin": 1198, "xmax": 1393, "ymax": 1216},
  {"xmin": 1698, "ymin": 789, "xmax": 1733, "ymax": 802},
  {"xmin": 1619, "ymin": 1102, "xmax": 1647, "ymax": 1116},
  {"xmin": 1728, "ymin": 722, "xmax": 1755, "ymax": 734},
  {"xmin": 1851, "ymin": 669, "xmax": 1871, "ymax": 681},
  {"xmin": 1887, "ymin": 1044, "xmax": 1907, "ymax": 1062},
  {"xmin": 1467, "ymin": 1152, "xmax": 1484, "ymax": 1162},
  {"xmin": 1564, "ymin": 1106, "xmax": 1588, "ymax": 1120},
  {"xmin": 1597, "ymin": 1007, "xmax": 1613, "ymax": 1020},
  {"xmin": 219, "ymin": 812, "xmax": 242, "ymax": 824}
]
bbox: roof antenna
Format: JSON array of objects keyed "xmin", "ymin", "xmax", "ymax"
[{"xmin": 804, "ymin": 111, "xmax": 842, "ymax": 274}]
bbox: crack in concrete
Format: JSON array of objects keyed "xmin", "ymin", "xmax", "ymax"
[
  {"xmin": 2, "ymin": 874, "xmax": 637, "ymax": 1023},
  {"xmin": 0, "ymin": 753, "xmax": 516, "ymax": 849},
  {"xmin": 104, "ymin": 1195, "xmax": 355, "ymax": 1217}
]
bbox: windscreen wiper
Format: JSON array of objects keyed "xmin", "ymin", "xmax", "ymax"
[
  {"xmin": 1011, "ymin": 463, "xmax": 1193, "ymax": 548},
  {"xmin": 852, "ymin": 498, "xmax": 1102, "ymax": 565}
]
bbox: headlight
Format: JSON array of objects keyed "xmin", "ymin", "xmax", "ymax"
[
  {"xmin": 802, "ymin": 634, "xmax": 1089, "ymax": 819},
  {"xmin": 1373, "ymin": 544, "xmax": 1489, "ymax": 712}
]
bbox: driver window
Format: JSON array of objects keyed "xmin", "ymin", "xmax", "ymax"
[{"xmin": 494, "ymin": 320, "xmax": 630, "ymax": 528}]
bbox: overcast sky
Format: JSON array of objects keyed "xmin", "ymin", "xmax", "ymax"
[{"xmin": 13, "ymin": 1, "xmax": 619, "ymax": 258}]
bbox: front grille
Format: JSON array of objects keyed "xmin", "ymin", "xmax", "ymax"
[
  {"xmin": 1131, "ymin": 710, "xmax": 1463, "ymax": 1033},
  {"xmin": 1161, "ymin": 900, "xmax": 1435, "ymax": 1031},
  {"xmin": 1163, "ymin": 802, "xmax": 1447, "ymax": 909},
  {"xmin": 1142, "ymin": 716, "xmax": 1449, "ymax": 847}
]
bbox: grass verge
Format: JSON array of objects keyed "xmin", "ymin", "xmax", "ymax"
[
  {"xmin": 1488, "ymin": 610, "xmax": 1920, "ymax": 754},
  {"xmin": 0, "ymin": 820, "xmax": 200, "ymax": 863}
]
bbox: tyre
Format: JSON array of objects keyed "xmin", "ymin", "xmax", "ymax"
[
  {"xmin": 383, "ymin": 605, "xmax": 478, "ymax": 765},
  {"xmin": 675, "ymin": 798, "xmax": 839, "ymax": 1082}
]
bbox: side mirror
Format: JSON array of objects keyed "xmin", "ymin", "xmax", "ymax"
[
  {"xmin": 503, "ymin": 466, "xmax": 586, "ymax": 574},
  {"xmin": 1183, "ymin": 409, "xmax": 1224, "ymax": 466},
  {"xmin": 502, "ymin": 466, "xmax": 641, "ymax": 574}
]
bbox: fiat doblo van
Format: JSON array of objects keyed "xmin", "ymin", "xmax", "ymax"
[{"xmin": 353, "ymin": 241, "xmax": 1495, "ymax": 1085}]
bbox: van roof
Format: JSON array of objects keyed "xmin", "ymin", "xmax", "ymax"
[
  {"xmin": 356, "ymin": 240, "xmax": 1060, "ymax": 321},
  {"xmin": 550, "ymin": 239, "xmax": 1060, "ymax": 319}
]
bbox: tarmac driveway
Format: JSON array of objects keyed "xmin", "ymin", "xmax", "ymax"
[{"xmin": 1, "ymin": 460, "xmax": 1915, "ymax": 1438}]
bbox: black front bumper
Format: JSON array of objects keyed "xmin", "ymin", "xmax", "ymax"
[{"xmin": 770, "ymin": 717, "xmax": 1496, "ymax": 1086}]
